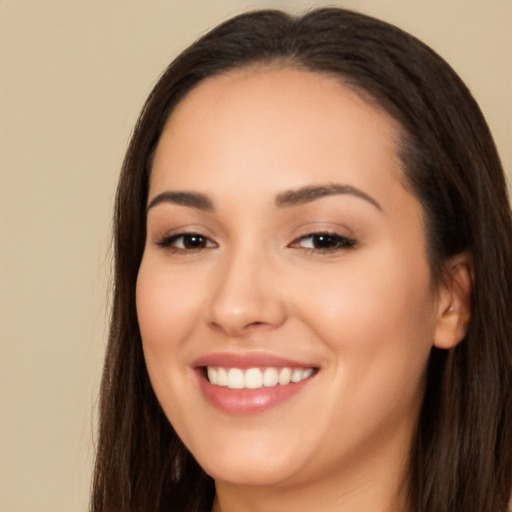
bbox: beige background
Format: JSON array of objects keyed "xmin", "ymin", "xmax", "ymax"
[{"xmin": 0, "ymin": 1, "xmax": 510, "ymax": 511}]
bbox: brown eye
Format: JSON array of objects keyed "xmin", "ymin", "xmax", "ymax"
[
  {"xmin": 292, "ymin": 232, "xmax": 356, "ymax": 252},
  {"xmin": 156, "ymin": 233, "xmax": 217, "ymax": 250},
  {"xmin": 180, "ymin": 234, "xmax": 209, "ymax": 249}
]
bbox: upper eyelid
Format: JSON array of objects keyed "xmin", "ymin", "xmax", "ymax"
[
  {"xmin": 150, "ymin": 223, "xmax": 357, "ymax": 247},
  {"xmin": 155, "ymin": 232, "xmax": 218, "ymax": 250},
  {"xmin": 293, "ymin": 231, "xmax": 354, "ymax": 240},
  {"xmin": 157, "ymin": 230, "xmax": 214, "ymax": 240},
  {"xmin": 151, "ymin": 224, "xmax": 216, "ymax": 240},
  {"xmin": 290, "ymin": 231, "xmax": 356, "ymax": 245},
  {"xmin": 289, "ymin": 223, "xmax": 356, "ymax": 240}
]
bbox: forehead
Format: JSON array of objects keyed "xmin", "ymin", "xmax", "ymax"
[
  {"xmin": 151, "ymin": 67, "xmax": 407, "ymax": 208},
  {"xmin": 160, "ymin": 66, "xmax": 401, "ymax": 152}
]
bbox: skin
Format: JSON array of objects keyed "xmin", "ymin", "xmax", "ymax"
[{"xmin": 136, "ymin": 67, "xmax": 471, "ymax": 512}]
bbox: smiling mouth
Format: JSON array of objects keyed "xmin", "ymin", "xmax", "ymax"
[{"xmin": 204, "ymin": 366, "xmax": 316, "ymax": 390}]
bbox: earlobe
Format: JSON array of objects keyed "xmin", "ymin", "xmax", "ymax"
[{"xmin": 433, "ymin": 253, "xmax": 473, "ymax": 350}]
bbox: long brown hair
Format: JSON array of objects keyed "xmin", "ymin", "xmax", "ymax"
[{"xmin": 91, "ymin": 8, "xmax": 512, "ymax": 512}]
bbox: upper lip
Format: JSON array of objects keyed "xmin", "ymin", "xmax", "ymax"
[{"xmin": 192, "ymin": 352, "xmax": 318, "ymax": 369}]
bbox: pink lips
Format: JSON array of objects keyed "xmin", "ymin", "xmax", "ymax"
[{"xmin": 192, "ymin": 352, "xmax": 317, "ymax": 415}]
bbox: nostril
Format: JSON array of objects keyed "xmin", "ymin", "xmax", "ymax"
[{"xmin": 207, "ymin": 281, "xmax": 288, "ymax": 335}]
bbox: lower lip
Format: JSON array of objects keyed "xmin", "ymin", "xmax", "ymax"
[{"xmin": 196, "ymin": 370, "xmax": 314, "ymax": 414}]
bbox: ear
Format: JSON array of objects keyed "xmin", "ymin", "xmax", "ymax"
[{"xmin": 433, "ymin": 252, "xmax": 473, "ymax": 350}]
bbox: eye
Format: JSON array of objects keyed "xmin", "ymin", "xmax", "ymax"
[
  {"xmin": 291, "ymin": 232, "xmax": 356, "ymax": 252},
  {"xmin": 156, "ymin": 232, "xmax": 217, "ymax": 251}
]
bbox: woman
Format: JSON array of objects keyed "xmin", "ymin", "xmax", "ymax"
[{"xmin": 91, "ymin": 8, "xmax": 512, "ymax": 512}]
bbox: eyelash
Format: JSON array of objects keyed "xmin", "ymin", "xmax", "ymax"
[
  {"xmin": 291, "ymin": 232, "xmax": 356, "ymax": 252},
  {"xmin": 155, "ymin": 233, "xmax": 217, "ymax": 251},
  {"xmin": 155, "ymin": 231, "xmax": 356, "ymax": 253}
]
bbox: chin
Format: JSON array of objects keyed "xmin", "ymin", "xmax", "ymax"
[
  {"xmin": 191, "ymin": 440, "xmax": 306, "ymax": 488},
  {"xmin": 203, "ymin": 462, "xmax": 293, "ymax": 487}
]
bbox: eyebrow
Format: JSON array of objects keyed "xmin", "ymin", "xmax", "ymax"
[
  {"xmin": 275, "ymin": 183, "xmax": 383, "ymax": 211},
  {"xmin": 146, "ymin": 183, "xmax": 382, "ymax": 213},
  {"xmin": 147, "ymin": 191, "xmax": 214, "ymax": 212}
]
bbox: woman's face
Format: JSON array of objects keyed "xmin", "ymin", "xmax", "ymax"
[{"xmin": 137, "ymin": 68, "xmax": 444, "ymax": 490}]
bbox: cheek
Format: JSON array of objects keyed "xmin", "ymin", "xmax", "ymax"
[
  {"xmin": 135, "ymin": 257, "xmax": 206, "ymax": 400},
  {"xmin": 135, "ymin": 257, "xmax": 206, "ymax": 427},
  {"xmin": 302, "ymin": 258, "xmax": 435, "ymax": 431},
  {"xmin": 136, "ymin": 257, "xmax": 202, "ymax": 349},
  {"xmin": 291, "ymin": 251, "xmax": 437, "ymax": 381}
]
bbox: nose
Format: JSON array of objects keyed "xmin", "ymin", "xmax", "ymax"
[{"xmin": 207, "ymin": 249, "xmax": 287, "ymax": 337}]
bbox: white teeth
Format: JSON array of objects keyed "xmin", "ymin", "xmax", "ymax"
[
  {"xmin": 302, "ymin": 368, "xmax": 314, "ymax": 379},
  {"xmin": 227, "ymin": 368, "xmax": 244, "ymax": 389},
  {"xmin": 278, "ymin": 367, "xmax": 292, "ymax": 385},
  {"xmin": 206, "ymin": 366, "xmax": 315, "ymax": 389},
  {"xmin": 291, "ymin": 368, "xmax": 303, "ymax": 383},
  {"xmin": 207, "ymin": 367, "xmax": 218, "ymax": 385},
  {"xmin": 263, "ymin": 368, "xmax": 279, "ymax": 387},
  {"xmin": 245, "ymin": 368, "xmax": 263, "ymax": 389},
  {"xmin": 217, "ymin": 367, "xmax": 228, "ymax": 386}
]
